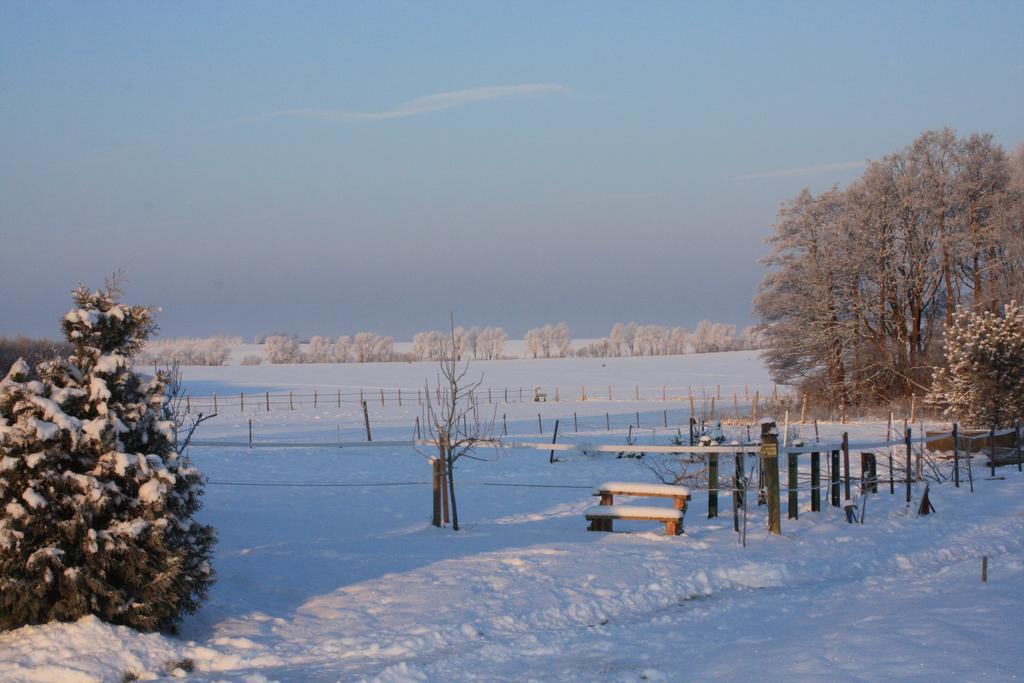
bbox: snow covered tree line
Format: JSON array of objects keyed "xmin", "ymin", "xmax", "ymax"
[
  {"xmin": 411, "ymin": 326, "xmax": 508, "ymax": 361},
  {"xmin": 0, "ymin": 281, "xmax": 215, "ymax": 632},
  {"xmin": 135, "ymin": 335, "xmax": 241, "ymax": 367},
  {"xmin": 575, "ymin": 321, "xmax": 765, "ymax": 358},
  {"xmin": 267, "ymin": 332, "xmax": 397, "ymax": 364},
  {"xmin": 132, "ymin": 320, "xmax": 760, "ymax": 367},
  {"xmin": 756, "ymin": 129, "xmax": 1024, "ymax": 407},
  {"xmin": 523, "ymin": 323, "xmax": 572, "ymax": 359}
]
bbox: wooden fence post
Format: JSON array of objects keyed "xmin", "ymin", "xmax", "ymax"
[
  {"xmin": 503, "ymin": 413, "xmax": 507, "ymax": 436},
  {"xmin": 952, "ymin": 422, "xmax": 960, "ymax": 488},
  {"xmin": 830, "ymin": 449, "xmax": 841, "ymax": 507},
  {"xmin": 538, "ymin": 414, "xmax": 543, "ymax": 435},
  {"xmin": 842, "ymin": 432, "xmax": 851, "ymax": 502},
  {"xmin": 608, "ymin": 385, "xmax": 612, "ymax": 401},
  {"xmin": 861, "ymin": 452, "xmax": 877, "ymax": 493},
  {"xmin": 380, "ymin": 388, "xmax": 385, "ymax": 407},
  {"xmin": 733, "ymin": 452, "xmax": 744, "ymax": 533},
  {"xmin": 240, "ymin": 392, "xmax": 244, "ymax": 412},
  {"xmin": 788, "ymin": 449, "xmax": 798, "ymax": 519},
  {"xmin": 761, "ymin": 422, "xmax": 781, "ymax": 535},
  {"xmin": 314, "ymin": 390, "xmax": 318, "ymax": 409},
  {"xmin": 801, "ymin": 395, "xmax": 808, "ymax": 424},
  {"xmin": 910, "ymin": 393, "xmax": 916, "ymax": 424},
  {"xmin": 548, "ymin": 419, "xmax": 560, "ymax": 464},
  {"xmin": 708, "ymin": 451, "xmax": 719, "ymax": 518},
  {"xmin": 213, "ymin": 393, "xmax": 218, "ymax": 413},
  {"xmin": 606, "ymin": 413, "xmax": 610, "ymax": 431},
  {"xmin": 810, "ymin": 451, "xmax": 820, "ymax": 512},
  {"xmin": 989, "ymin": 425, "xmax": 997, "ymax": 478},
  {"xmin": 574, "ymin": 412, "xmax": 578, "ymax": 432},
  {"xmin": 362, "ymin": 401, "xmax": 372, "ymax": 442},
  {"xmin": 289, "ymin": 392, "xmax": 294, "ymax": 410},
  {"xmin": 1016, "ymin": 419, "xmax": 1022, "ymax": 472},
  {"xmin": 905, "ymin": 427, "xmax": 912, "ymax": 504}
]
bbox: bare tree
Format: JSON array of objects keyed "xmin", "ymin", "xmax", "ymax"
[
  {"xmin": 418, "ymin": 319, "xmax": 496, "ymax": 530},
  {"xmin": 162, "ymin": 362, "xmax": 217, "ymax": 452}
]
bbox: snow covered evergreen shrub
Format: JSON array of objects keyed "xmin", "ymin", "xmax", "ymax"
[
  {"xmin": 0, "ymin": 284, "xmax": 215, "ymax": 632},
  {"xmin": 927, "ymin": 301, "xmax": 1024, "ymax": 426}
]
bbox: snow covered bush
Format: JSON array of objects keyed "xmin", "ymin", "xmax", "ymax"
[
  {"xmin": 927, "ymin": 301, "xmax": 1024, "ymax": 427},
  {"xmin": 0, "ymin": 283, "xmax": 215, "ymax": 632},
  {"xmin": 264, "ymin": 335, "xmax": 301, "ymax": 364}
]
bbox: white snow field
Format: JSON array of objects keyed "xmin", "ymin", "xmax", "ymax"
[{"xmin": 2, "ymin": 351, "xmax": 1023, "ymax": 682}]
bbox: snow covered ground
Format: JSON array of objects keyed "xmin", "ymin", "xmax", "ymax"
[{"xmin": 2, "ymin": 352, "xmax": 1023, "ymax": 682}]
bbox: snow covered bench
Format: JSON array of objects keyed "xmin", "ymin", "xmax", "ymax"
[
  {"xmin": 585, "ymin": 505, "xmax": 684, "ymax": 535},
  {"xmin": 586, "ymin": 482, "xmax": 691, "ymax": 535}
]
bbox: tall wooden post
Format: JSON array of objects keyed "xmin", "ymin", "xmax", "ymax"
[
  {"xmin": 787, "ymin": 449, "xmax": 798, "ymax": 519},
  {"xmin": 842, "ymin": 432, "xmax": 851, "ymax": 502},
  {"xmin": 905, "ymin": 427, "xmax": 913, "ymax": 504},
  {"xmin": 708, "ymin": 451, "xmax": 719, "ymax": 518},
  {"xmin": 362, "ymin": 400, "xmax": 372, "ymax": 442},
  {"xmin": 990, "ymin": 425, "xmax": 997, "ymax": 478},
  {"xmin": 810, "ymin": 451, "xmax": 821, "ymax": 512},
  {"xmin": 830, "ymin": 449, "xmax": 841, "ymax": 507},
  {"xmin": 861, "ymin": 452, "xmax": 877, "ymax": 493},
  {"xmin": 761, "ymin": 422, "xmax": 781, "ymax": 535},
  {"xmin": 1016, "ymin": 419, "xmax": 1022, "ymax": 472},
  {"xmin": 548, "ymin": 419, "xmax": 560, "ymax": 464},
  {"xmin": 732, "ymin": 452, "xmax": 743, "ymax": 533},
  {"xmin": 952, "ymin": 422, "xmax": 960, "ymax": 488},
  {"xmin": 842, "ymin": 433, "xmax": 854, "ymax": 522}
]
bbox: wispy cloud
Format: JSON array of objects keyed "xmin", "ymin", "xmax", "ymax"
[
  {"xmin": 251, "ymin": 84, "xmax": 570, "ymax": 123},
  {"xmin": 736, "ymin": 160, "xmax": 865, "ymax": 180}
]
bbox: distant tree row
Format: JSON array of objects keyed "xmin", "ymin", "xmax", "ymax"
[
  {"xmin": 0, "ymin": 336, "xmax": 71, "ymax": 377},
  {"xmin": 133, "ymin": 319, "xmax": 762, "ymax": 367},
  {"xmin": 756, "ymin": 129, "xmax": 1024, "ymax": 404},
  {"xmin": 575, "ymin": 321, "xmax": 764, "ymax": 358},
  {"xmin": 135, "ymin": 335, "xmax": 241, "ymax": 367},
  {"xmin": 412, "ymin": 326, "xmax": 508, "ymax": 361},
  {"xmin": 268, "ymin": 332, "xmax": 397, "ymax": 364}
]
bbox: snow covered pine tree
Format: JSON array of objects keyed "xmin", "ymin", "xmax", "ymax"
[
  {"xmin": 928, "ymin": 301, "xmax": 1024, "ymax": 427},
  {"xmin": 0, "ymin": 283, "xmax": 215, "ymax": 632}
]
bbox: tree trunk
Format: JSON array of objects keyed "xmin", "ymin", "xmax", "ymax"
[{"xmin": 446, "ymin": 450, "xmax": 460, "ymax": 531}]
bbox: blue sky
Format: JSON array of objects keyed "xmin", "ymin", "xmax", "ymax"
[{"xmin": 3, "ymin": 1, "xmax": 1023, "ymax": 340}]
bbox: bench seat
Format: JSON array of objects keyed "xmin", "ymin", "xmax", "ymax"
[{"xmin": 585, "ymin": 505, "xmax": 684, "ymax": 535}]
